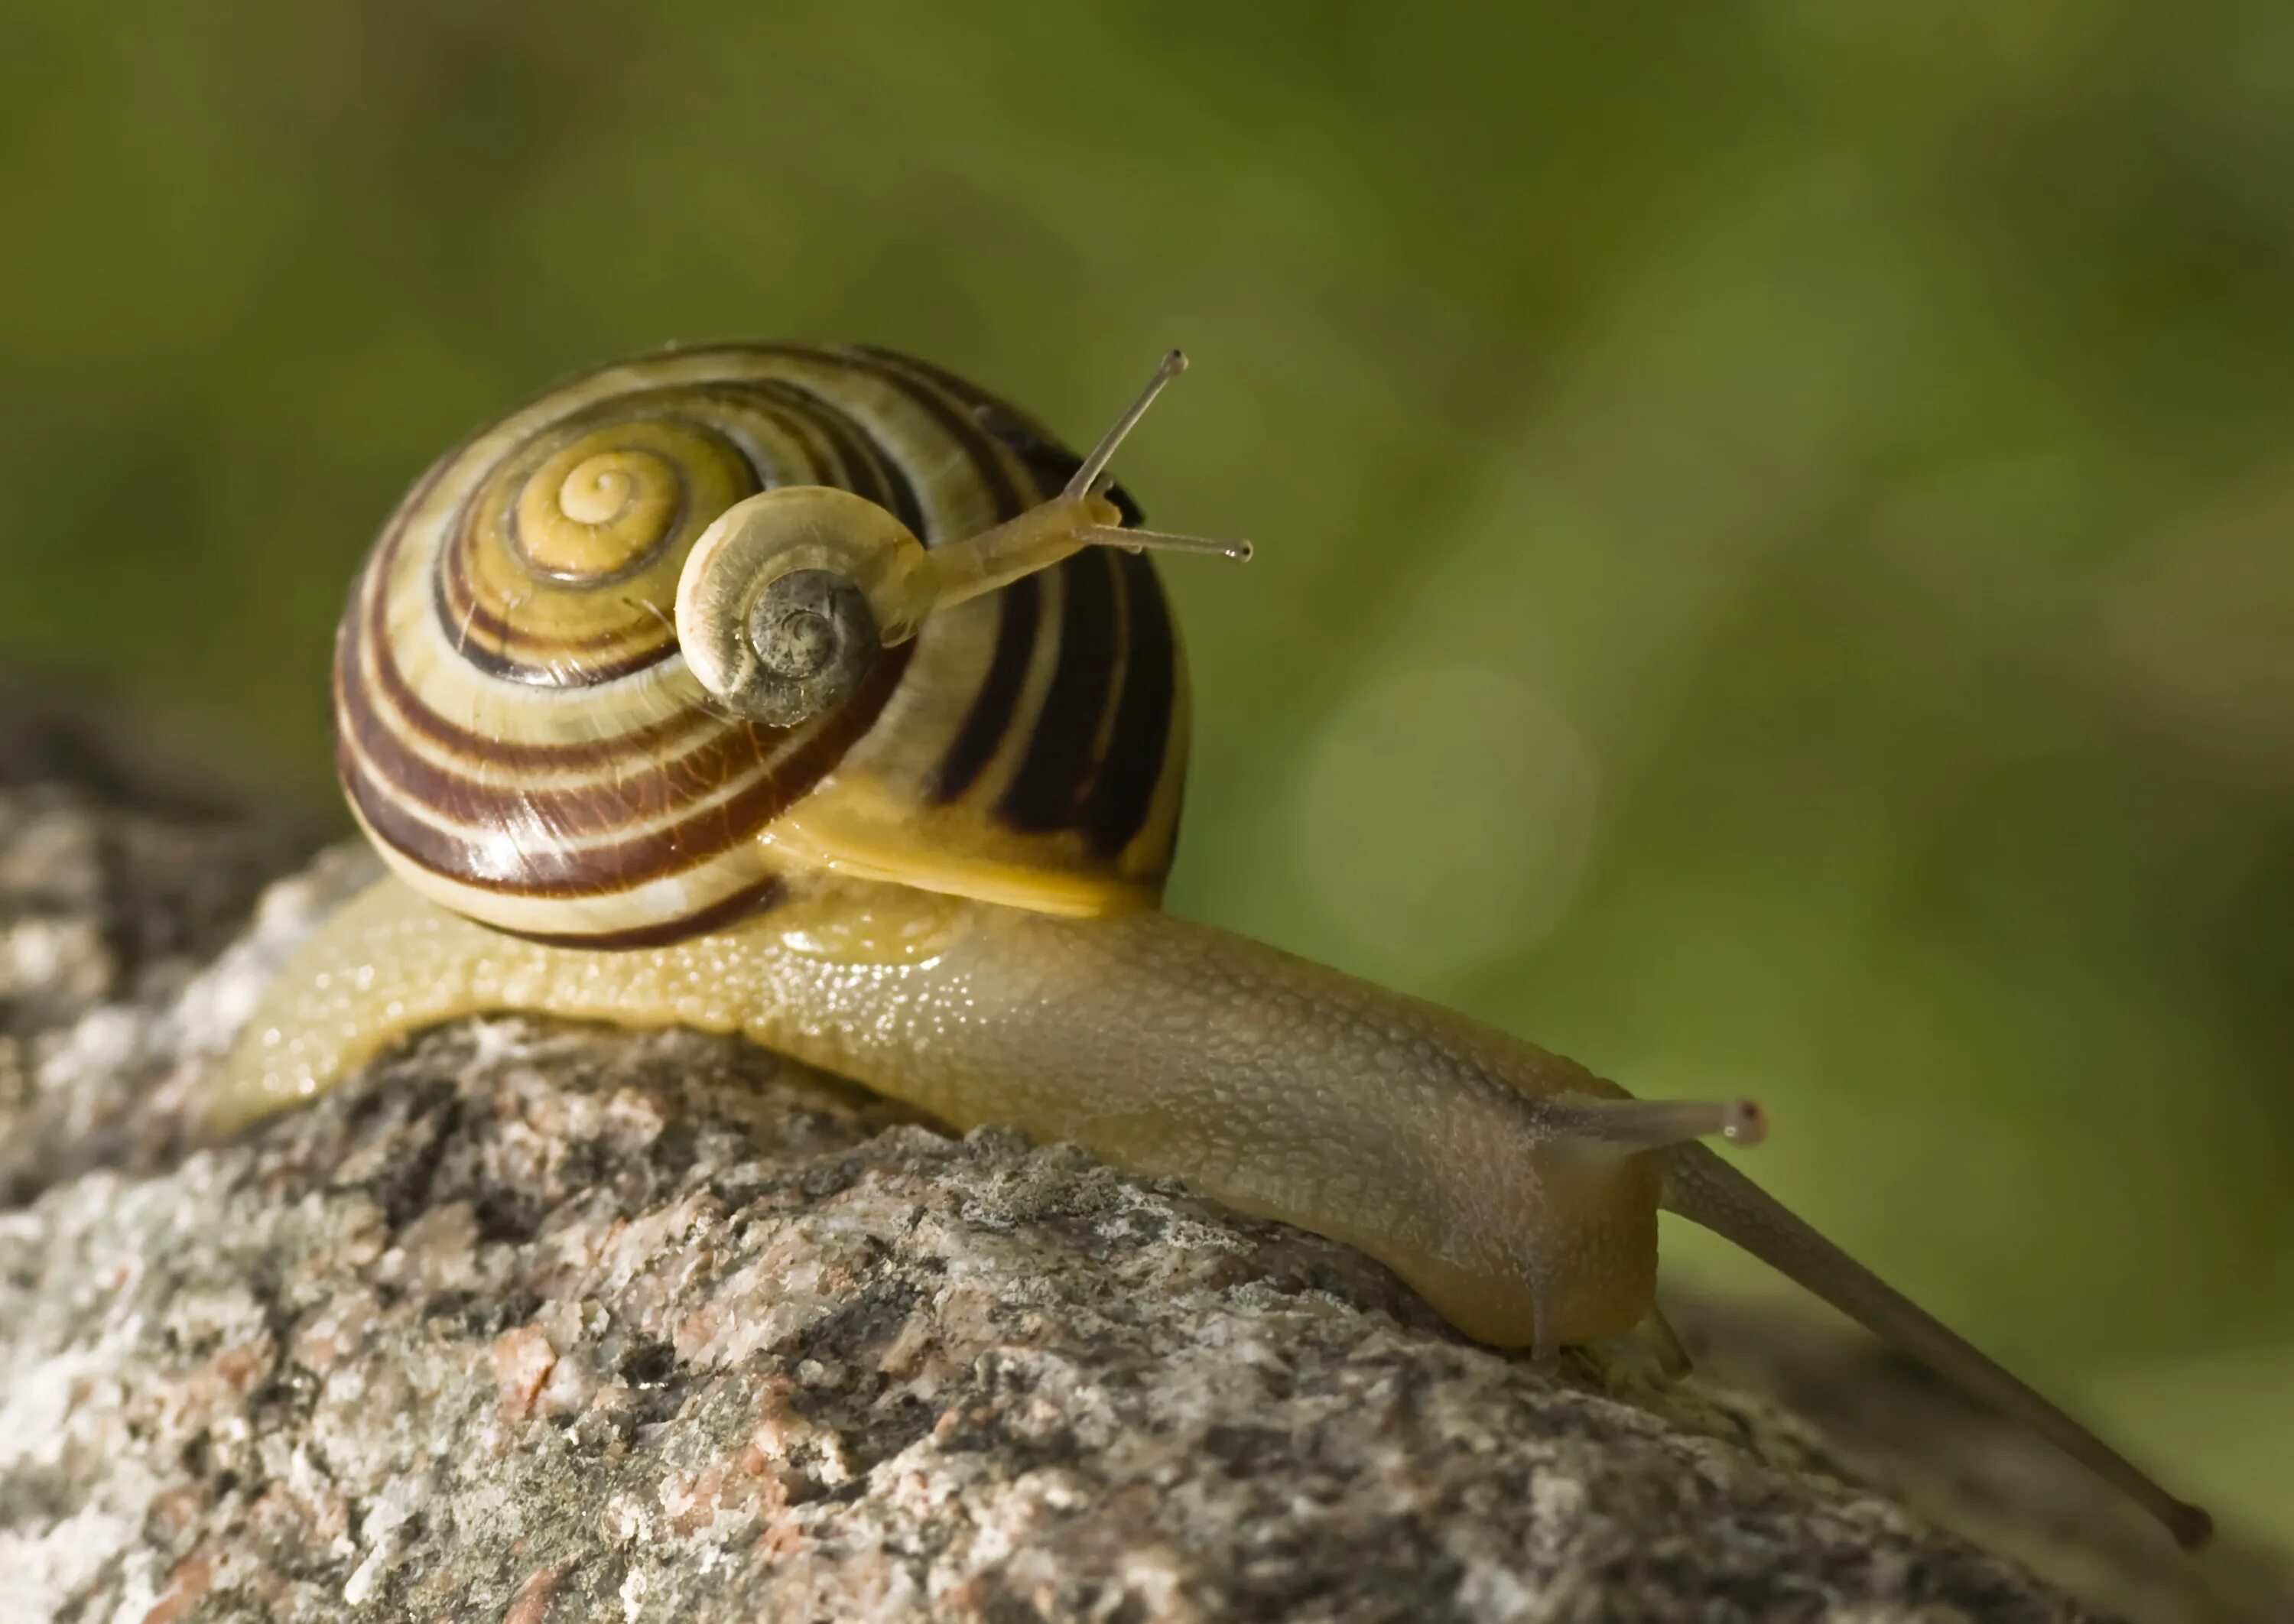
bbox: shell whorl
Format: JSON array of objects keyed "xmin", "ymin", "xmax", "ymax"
[{"xmin": 335, "ymin": 343, "xmax": 1188, "ymax": 945}]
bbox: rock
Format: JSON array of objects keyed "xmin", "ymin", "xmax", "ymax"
[
  {"xmin": 0, "ymin": 683, "xmax": 325, "ymax": 1207},
  {"xmin": 0, "ymin": 692, "xmax": 2285, "ymax": 1623}
]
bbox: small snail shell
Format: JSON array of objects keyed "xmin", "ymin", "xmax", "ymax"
[
  {"xmin": 337, "ymin": 343, "xmax": 1189, "ymax": 945},
  {"xmin": 675, "ymin": 489, "xmax": 919, "ymax": 727}
]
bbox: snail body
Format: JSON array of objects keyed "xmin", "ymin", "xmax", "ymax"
[
  {"xmin": 218, "ymin": 342, "xmax": 2211, "ymax": 1548},
  {"xmin": 219, "ymin": 871, "xmax": 1665, "ymax": 1349}
]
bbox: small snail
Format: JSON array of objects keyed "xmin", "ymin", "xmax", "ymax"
[{"xmin": 215, "ymin": 340, "xmax": 2211, "ymax": 1549}]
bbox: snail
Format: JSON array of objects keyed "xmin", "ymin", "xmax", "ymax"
[{"xmin": 213, "ymin": 340, "xmax": 2211, "ymax": 1550}]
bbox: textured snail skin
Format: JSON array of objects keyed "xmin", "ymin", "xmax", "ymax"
[{"xmin": 213, "ymin": 872, "xmax": 1659, "ymax": 1349}]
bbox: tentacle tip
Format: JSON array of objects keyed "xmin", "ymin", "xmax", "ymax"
[
  {"xmin": 1722, "ymin": 1099, "xmax": 1768, "ymax": 1147},
  {"xmin": 2169, "ymin": 1501, "xmax": 2214, "ymax": 1552}
]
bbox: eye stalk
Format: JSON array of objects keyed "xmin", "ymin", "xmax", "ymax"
[{"xmin": 675, "ymin": 350, "xmax": 1251, "ymax": 728}]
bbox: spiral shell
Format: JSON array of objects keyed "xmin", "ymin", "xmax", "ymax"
[{"xmin": 335, "ymin": 343, "xmax": 1187, "ymax": 944}]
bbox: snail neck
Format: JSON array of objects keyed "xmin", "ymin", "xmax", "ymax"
[{"xmin": 887, "ymin": 493, "xmax": 1122, "ymax": 640}]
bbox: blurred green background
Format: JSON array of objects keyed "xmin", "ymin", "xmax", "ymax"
[{"xmin": 3, "ymin": 0, "xmax": 2290, "ymax": 1553}]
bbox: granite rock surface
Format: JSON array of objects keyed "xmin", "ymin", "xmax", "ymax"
[{"xmin": 1, "ymin": 690, "xmax": 2283, "ymax": 1624}]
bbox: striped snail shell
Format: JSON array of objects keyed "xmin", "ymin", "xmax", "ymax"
[{"xmin": 335, "ymin": 343, "xmax": 1208, "ymax": 947}]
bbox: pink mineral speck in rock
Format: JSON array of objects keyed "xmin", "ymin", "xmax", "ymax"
[
  {"xmin": 535, "ymin": 1346, "xmax": 595, "ymax": 1417},
  {"xmin": 499, "ymin": 1564, "xmax": 565, "ymax": 1624},
  {"xmin": 137, "ymin": 1551, "xmax": 214, "ymax": 1624},
  {"xmin": 489, "ymin": 1324, "xmax": 557, "ymax": 1420}
]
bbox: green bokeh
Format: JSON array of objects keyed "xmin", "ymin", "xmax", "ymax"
[{"xmin": 4, "ymin": 0, "xmax": 2290, "ymax": 1549}]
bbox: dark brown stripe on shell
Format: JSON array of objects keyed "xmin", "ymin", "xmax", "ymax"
[
  {"xmin": 433, "ymin": 600, "xmax": 684, "ymax": 688},
  {"xmin": 929, "ymin": 574, "xmax": 1042, "ymax": 805},
  {"xmin": 340, "ymin": 640, "xmax": 914, "ymax": 898},
  {"xmin": 1080, "ymin": 549, "xmax": 1178, "ymax": 857},
  {"xmin": 999, "ymin": 547, "xmax": 1121, "ymax": 832}
]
